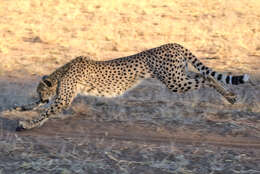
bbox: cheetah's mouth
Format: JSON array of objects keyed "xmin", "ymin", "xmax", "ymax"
[{"xmin": 40, "ymin": 99, "xmax": 49, "ymax": 103}]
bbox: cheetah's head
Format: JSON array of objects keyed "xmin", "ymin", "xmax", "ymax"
[{"xmin": 36, "ymin": 75, "xmax": 57, "ymax": 103}]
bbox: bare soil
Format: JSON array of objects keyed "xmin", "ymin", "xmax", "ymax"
[{"xmin": 0, "ymin": 0, "xmax": 260, "ymax": 174}]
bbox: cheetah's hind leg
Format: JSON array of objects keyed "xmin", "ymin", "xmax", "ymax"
[
  {"xmin": 206, "ymin": 75, "xmax": 237, "ymax": 104},
  {"xmin": 187, "ymin": 71, "xmax": 237, "ymax": 104}
]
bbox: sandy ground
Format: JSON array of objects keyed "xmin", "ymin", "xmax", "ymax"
[{"xmin": 0, "ymin": 0, "xmax": 260, "ymax": 173}]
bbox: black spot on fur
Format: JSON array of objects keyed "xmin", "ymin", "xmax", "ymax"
[
  {"xmin": 217, "ymin": 74, "xmax": 222, "ymax": 80},
  {"xmin": 226, "ymin": 76, "xmax": 230, "ymax": 84},
  {"xmin": 196, "ymin": 62, "xmax": 202, "ymax": 67},
  {"xmin": 232, "ymin": 76, "xmax": 244, "ymax": 85}
]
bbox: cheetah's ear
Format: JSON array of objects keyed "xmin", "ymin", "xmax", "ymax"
[{"xmin": 42, "ymin": 75, "xmax": 52, "ymax": 87}]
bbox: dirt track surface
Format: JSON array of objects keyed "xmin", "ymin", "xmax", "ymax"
[
  {"xmin": 0, "ymin": 0, "xmax": 260, "ymax": 173},
  {"xmin": 7, "ymin": 119, "xmax": 260, "ymax": 149},
  {"xmin": 1, "ymin": 78, "xmax": 260, "ymax": 173}
]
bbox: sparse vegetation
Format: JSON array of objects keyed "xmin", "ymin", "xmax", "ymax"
[{"xmin": 0, "ymin": 0, "xmax": 260, "ymax": 173}]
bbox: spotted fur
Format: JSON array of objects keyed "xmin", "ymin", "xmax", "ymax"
[{"xmin": 14, "ymin": 43, "xmax": 249, "ymax": 130}]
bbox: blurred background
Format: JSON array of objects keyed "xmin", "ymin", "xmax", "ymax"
[{"xmin": 0, "ymin": 0, "xmax": 259, "ymax": 77}]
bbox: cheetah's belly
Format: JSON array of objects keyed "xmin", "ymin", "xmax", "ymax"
[{"xmin": 77, "ymin": 78, "xmax": 144, "ymax": 98}]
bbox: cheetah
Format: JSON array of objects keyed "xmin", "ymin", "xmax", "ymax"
[{"xmin": 12, "ymin": 43, "xmax": 249, "ymax": 131}]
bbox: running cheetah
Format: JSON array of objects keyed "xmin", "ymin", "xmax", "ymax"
[{"xmin": 13, "ymin": 43, "xmax": 249, "ymax": 131}]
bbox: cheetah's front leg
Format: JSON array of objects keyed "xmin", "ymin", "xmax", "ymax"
[
  {"xmin": 16, "ymin": 98, "xmax": 65, "ymax": 131},
  {"xmin": 16, "ymin": 79, "xmax": 77, "ymax": 131},
  {"xmin": 11, "ymin": 99, "xmax": 45, "ymax": 112}
]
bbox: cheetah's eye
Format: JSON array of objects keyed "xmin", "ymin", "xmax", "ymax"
[
  {"xmin": 41, "ymin": 75, "xmax": 52, "ymax": 87},
  {"xmin": 43, "ymin": 79, "xmax": 52, "ymax": 87},
  {"xmin": 42, "ymin": 75, "xmax": 49, "ymax": 81}
]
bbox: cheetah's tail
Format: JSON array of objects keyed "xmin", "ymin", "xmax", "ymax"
[
  {"xmin": 174, "ymin": 43, "xmax": 250, "ymax": 85},
  {"xmin": 209, "ymin": 72, "xmax": 249, "ymax": 85},
  {"xmin": 189, "ymin": 57, "xmax": 250, "ymax": 85}
]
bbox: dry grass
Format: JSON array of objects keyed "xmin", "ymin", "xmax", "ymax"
[{"xmin": 0, "ymin": 0, "xmax": 260, "ymax": 173}]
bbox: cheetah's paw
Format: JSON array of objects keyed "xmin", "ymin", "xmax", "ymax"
[
  {"xmin": 224, "ymin": 92, "xmax": 237, "ymax": 105},
  {"xmin": 16, "ymin": 120, "xmax": 32, "ymax": 131}
]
